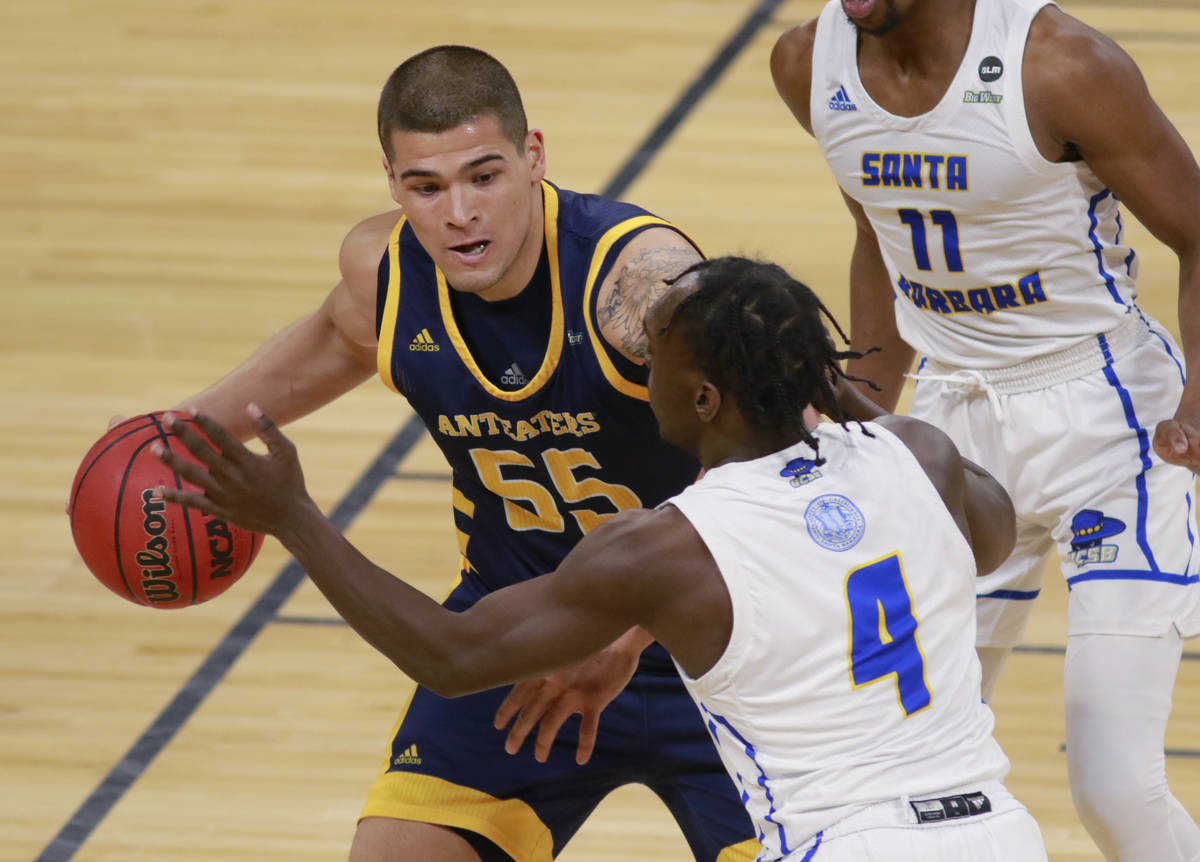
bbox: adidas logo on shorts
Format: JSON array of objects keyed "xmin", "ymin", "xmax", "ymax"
[
  {"xmin": 393, "ymin": 744, "xmax": 422, "ymax": 765},
  {"xmin": 409, "ymin": 329, "xmax": 440, "ymax": 352}
]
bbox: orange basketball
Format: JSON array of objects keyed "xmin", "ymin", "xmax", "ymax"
[{"xmin": 68, "ymin": 413, "xmax": 263, "ymax": 608}]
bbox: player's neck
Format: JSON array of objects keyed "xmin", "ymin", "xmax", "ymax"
[
  {"xmin": 701, "ymin": 408, "xmax": 820, "ymax": 470},
  {"xmin": 857, "ymin": 0, "xmax": 975, "ymax": 77},
  {"xmin": 478, "ymin": 186, "xmax": 546, "ymax": 302}
]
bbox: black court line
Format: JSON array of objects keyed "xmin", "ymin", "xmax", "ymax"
[
  {"xmin": 38, "ymin": 3, "xmax": 779, "ymax": 858},
  {"xmin": 602, "ymin": 0, "xmax": 788, "ymax": 201},
  {"xmin": 37, "ymin": 415, "xmax": 426, "ymax": 862},
  {"xmin": 1014, "ymin": 644, "xmax": 1200, "ymax": 662},
  {"xmin": 1057, "ymin": 743, "xmax": 1200, "ymax": 759}
]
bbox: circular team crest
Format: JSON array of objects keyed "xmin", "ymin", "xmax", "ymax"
[{"xmin": 805, "ymin": 494, "xmax": 866, "ymax": 552}]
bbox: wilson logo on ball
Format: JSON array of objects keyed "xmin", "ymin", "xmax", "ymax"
[{"xmin": 69, "ymin": 413, "xmax": 264, "ymax": 609}]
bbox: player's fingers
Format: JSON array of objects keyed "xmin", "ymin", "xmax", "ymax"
[
  {"xmin": 107, "ymin": 415, "xmax": 128, "ymax": 431},
  {"xmin": 534, "ymin": 701, "xmax": 578, "ymax": 763},
  {"xmin": 575, "ymin": 711, "xmax": 600, "ymax": 766},
  {"xmin": 161, "ymin": 416, "xmax": 225, "ymax": 472},
  {"xmin": 248, "ymin": 403, "xmax": 294, "ymax": 459},
  {"xmin": 157, "ymin": 486, "xmax": 223, "ymax": 518},
  {"xmin": 189, "ymin": 412, "xmax": 251, "ymax": 461},
  {"xmin": 152, "ymin": 442, "xmax": 217, "ymax": 490},
  {"xmin": 505, "ymin": 688, "xmax": 560, "ymax": 755},
  {"xmin": 494, "ymin": 683, "xmax": 533, "ymax": 730},
  {"xmin": 1153, "ymin": 420, "xmax": 1187, "ymax": 455}
]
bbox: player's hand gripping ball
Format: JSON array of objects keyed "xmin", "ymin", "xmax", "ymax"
[{"xmin": 68, "ymin": 413, "xmax": 263, "ymax": 608}]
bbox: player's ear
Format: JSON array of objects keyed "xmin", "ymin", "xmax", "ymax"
[
  {"xmin": 525, "ymin": 129, "xmax": 547, "ymax": 182},
  {"xmin": 382, "ymin": 154, "xmax": 401, "ymax": 203},
  {"xmin": 695, "ymin": 381, "xmax": 721, "ymax": 423}
]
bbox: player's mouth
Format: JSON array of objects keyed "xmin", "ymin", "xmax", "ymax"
[
  {"xmin": 450, "ymin": 240, "xmax": 490, "ymax": 262},
  {"xmin": 842, "ymin": 0, "xmax": 877, "ymax": 21}
]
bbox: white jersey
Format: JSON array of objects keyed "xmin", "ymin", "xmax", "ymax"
[
  {"xmin": 667, "ymin": 422, "xmax": 1010, "ymax": 859},
  {"xmin": 811, "ymin": 0, "xmax": 1140, "ymax": 368}
]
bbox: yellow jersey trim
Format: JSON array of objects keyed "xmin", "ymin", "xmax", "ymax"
[
  {"xmin": 361, "ymin": 772, "xmax": 554, "ymax": 862},
  {"xmin": 376, "ymin": 215, "xmax": 408, "ymax": 395},
  {"xmin": 436, "ymin": 181, "xmax": 565, "ymax": 402},
  {"xmin": 717, "ymin": 838, "xmax": 762, "ymax": 861},
  {"xmin": 581, "ymin": 218, "xmax": 703, "ymax": 401}
]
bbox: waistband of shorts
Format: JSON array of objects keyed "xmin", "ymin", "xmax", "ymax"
[
  {"xmin": 920, "ymin": 314, "xmax": 1150, "ymax": 394},
  {"xmin": 798, "ymin": 780, "xmax": 1017, "ymax": 850}
]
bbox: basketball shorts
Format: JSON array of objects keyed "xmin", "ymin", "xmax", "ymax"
[
  {"xmin": 909, "ymin": 312, "xmax": 1200, "ymax": 647},
  {"xmin": 360, "ymin": 571, "xmax": 758, "ymax": 862},
  {"xmin": 786, "ymin": 781, "xmax": 1047, "ymax": 861}
]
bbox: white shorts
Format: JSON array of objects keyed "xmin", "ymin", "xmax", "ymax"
[
  {"xmin": 786, "ymin": 781, "xmax": 1047, "ymax": 861},
  {"xmin": 909, "ymin": 312, "xmax": 1200, "ymax": 646}
]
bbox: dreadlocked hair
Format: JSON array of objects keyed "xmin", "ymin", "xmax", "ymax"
[{"xmin": 664, "ymin": 256, "xmax": 879, "ymax": 464}]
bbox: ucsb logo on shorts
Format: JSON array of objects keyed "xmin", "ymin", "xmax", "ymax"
[
  {"xmin": 805, "ymin": 494, "xmax": 866, "ymax": 552},
  {"xmin": 1069, "ymin": 509, "xmax": 1125, "ymax": 567}
]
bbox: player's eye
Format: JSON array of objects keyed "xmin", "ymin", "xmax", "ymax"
[{"xmin": 475, "ymin": 171, "xmax": 496, "ymax": 185}]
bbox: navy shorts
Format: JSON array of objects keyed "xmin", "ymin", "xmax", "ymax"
[{"xmin": 360, "ymin": 573, "xmax": 758, "ymax": 862}]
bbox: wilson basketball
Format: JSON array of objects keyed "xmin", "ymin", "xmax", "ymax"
[{"xmin": 68, "ymin": 413, "xmax": 263, "ymax": 608}]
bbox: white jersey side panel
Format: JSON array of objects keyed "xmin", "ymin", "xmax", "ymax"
[
  {"xmin": 811, "ymin": 0, "xmax": 1139, "ymax": 368},
  {"xmin": 667, "ymin": 423, "xmax": 1009, "ymax": 858}
]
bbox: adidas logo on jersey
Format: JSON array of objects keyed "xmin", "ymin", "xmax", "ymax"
[
  {"xmin": 828, "ymin": 86, "xmax": 858, "ymax": 112},
  {"xmin": 393, "ymin": 744, "xmax": 422, "ymax": 765},
  {"xmin": 409, "ymin": 329, "xmax": 440, "ymax": 352},
  {"xmin": 500, "ymin": 363, "xmax": 529, "ymax": 386}
]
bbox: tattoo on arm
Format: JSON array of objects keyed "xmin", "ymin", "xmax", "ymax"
[{"xmin": 600, "ymin": 245, "xmax": 700, "ymax": 361}]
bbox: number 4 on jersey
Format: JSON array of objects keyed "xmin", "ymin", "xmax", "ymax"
[{"xmin": 845, "ymin": 553, "xmax": 932, "ymax": 716}]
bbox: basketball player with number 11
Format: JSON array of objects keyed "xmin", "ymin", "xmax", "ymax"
[{"xmin": 772, "ymin": 0, "xmax": 1200, "ymax": 858}]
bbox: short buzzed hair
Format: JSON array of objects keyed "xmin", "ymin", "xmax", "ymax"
[{"xmin": 377, "ymin": 45, "xmax": 529, "ymax": 160}]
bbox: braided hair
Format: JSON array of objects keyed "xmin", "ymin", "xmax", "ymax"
[{"xmin": 664, "ymin": 256, "xmax": 877, "ymax": 462}]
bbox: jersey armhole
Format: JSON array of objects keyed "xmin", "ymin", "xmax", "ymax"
[
  {"xmin": 808, "ymin": 1, "xmax": 840, "ymax": 145},
  {"xmin": 1003, "ymin": 0, "xmax": 1068, "ymax": 176},
  {"xmin": 664, "ymin": 495, "xmax": 756, "ymax": 693}
]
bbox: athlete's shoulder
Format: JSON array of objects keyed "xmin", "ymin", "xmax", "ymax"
[
  {"xmin": 550, "ymin": 182, "xmax": 660, "ymax": 239},
  {"xmin": 1025, "ymin": 5, "xmax": 1141, "ymax": 107},
  {"xmin": 339, "ymin": 209, "xmax": 404, "ymax": 283},
  {"xmin": 869, "ymin": 415, "xmax": 959, "ymax": 480},
  {"xmin": 770, "ymin": 19, "xmax": 819, "ymax": 135}
]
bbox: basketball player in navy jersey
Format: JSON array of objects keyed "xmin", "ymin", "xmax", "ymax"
[
  {"xmin": 155, "ymin": 256, "xmax": 1048, "ymax": 860},
  {"xmin": 157, "ymin": 45, "xmax": 757, "ymax": 862},
  {"xmin": 772, "ymin": 1, "xmax": 1200, "ymax": 858}
]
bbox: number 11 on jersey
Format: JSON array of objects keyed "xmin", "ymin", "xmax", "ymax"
[{"xmin": 845, "ymin": 552, "xmax": 932, "ymax": 716}]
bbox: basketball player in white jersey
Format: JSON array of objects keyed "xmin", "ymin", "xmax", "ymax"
[
  {"xmin": 771, "ymin": 1, "xmax": 1200, "ymax": 859},
  {"xmin": 154, "ymin": 256, "xmax": 1048, "ymax": 861}
]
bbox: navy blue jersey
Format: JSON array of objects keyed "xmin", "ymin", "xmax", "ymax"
[{"xmin": 376, "ymin": 181, "xmax": 700, "ymax": 593}]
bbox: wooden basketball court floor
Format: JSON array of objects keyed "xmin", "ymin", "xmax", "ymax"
[{"xmin": 4, "ymin": 0, "xmax": 1200, "ymax": 859}]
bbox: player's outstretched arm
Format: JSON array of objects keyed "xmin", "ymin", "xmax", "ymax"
[
  {"xmin": 876, "ymin": 415, "xmax": 1016, "ymax": 576},
  {"xmin": 174, "ymin": 212, "xmax": 396, "ymax": 440},
  {"xmin": 154, "ymin": 408, "xmax": 724, "ymax": 698},
  {"xmin": 1025, "ymin": 9, "xmax": 1200, "ymax": 471}
]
